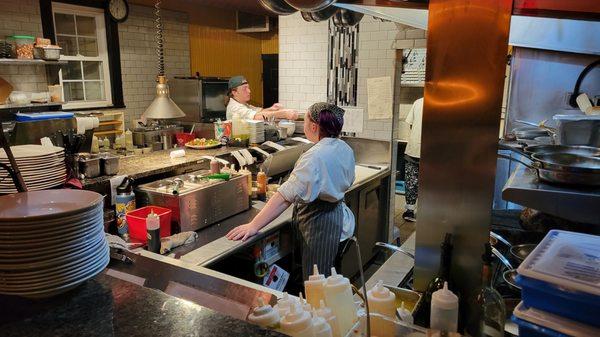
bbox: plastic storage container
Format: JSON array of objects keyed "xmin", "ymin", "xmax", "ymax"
[
  {"xmin": 126, "ymin": 206, "xmax": 172, "ymax": 243},
  {"xmin": 516, "ymin": 230, "xmax": 600, "ymax": 327},
  {"xmin": 552, "ymin": 114, "xmax": 600, "ymax": 147},
  {"xmin": 511, "ymin": 302, "xmax": 600, "ymax": 337},
  {"xmin": 8, "ymin": 35, "xmax": 35, "ymax": 59}
]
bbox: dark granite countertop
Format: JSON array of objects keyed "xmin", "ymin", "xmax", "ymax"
[{"xmin": 0, "ymin": 273, "xmax": 285, "ymax": 337}]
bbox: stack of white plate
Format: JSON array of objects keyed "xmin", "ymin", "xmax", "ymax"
[
  {"xmin": 0, "ymin": 190, "xmax": 108, "ymax": 299},
  {"xmin": 247, "ymin": 120, "xmax": 265, "ymax": 144},
  {"xmin": 0, "ymin": 145, "xmax": 67, "ymax": 194}
]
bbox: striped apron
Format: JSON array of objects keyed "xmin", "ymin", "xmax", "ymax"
[{"xmin": 294, "ymin": 199, "xmax": 344, "ymax": 280}]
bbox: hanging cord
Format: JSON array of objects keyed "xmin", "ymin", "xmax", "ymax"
[
  {"xmin": 348, "ymin": 236, "xmax": 371, "ymax": 336},
  {"xmin": 154, "ymin": 0, "xmax": 165, "ymax": 77}
]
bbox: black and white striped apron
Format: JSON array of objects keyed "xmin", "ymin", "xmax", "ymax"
[{"xmin": 293, "ymin": 199, "xmax": 344, "ymax": 280}]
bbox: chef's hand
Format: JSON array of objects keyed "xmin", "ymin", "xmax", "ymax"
[
  {"xmin": 285, "ymin": 109, "xmax": 299, "ymax": 120},
  {"xmin": 271, "ymin": 103, "xmax": 283, "ymax": 110},
  {"xmin": 226, "ymin": 223, "xmax": 259, "ymax": 242}
]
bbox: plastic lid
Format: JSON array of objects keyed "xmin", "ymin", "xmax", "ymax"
[
  {"xmin": 315, "ymin": 300, "xmax": 333, "ymax": 319},
  {"xmin": 369, "ymin": 280, "xmax": 395, "ymax": 300},
  {"xmin": 281, "ymin": 303, "xmax": 312, "ymax": 332},
  {"xmin": 431, "ymin": 282, "xmax": 458, "ymax": 310},
  {"xmin": 517, "ymin": 230, "xmax": 600, "ymax": 296},
  {"xmin": 513, "ymin": 302, "xmax": 599, "ymax": 337},
  {"xmin": 326, "ymin": 267, "xmax": 349, "ymax": 287},
  {"xmin": 308, "ymin": 264, "xmax": 326, "ymax": 281}
]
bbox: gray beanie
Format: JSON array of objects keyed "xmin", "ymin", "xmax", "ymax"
[{"xmin": 308, "ymin": 102, "xmax": 345, "ymax": 124}]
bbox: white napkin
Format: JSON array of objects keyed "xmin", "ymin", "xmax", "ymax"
[{"xmin": 160, "ymin": 231, "xmax": 198, "ymax": 254}]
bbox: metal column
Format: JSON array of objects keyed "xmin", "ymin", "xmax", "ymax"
[{"xmin": 413, "ymin": 0, "xmax": 513, "ymax": 305}]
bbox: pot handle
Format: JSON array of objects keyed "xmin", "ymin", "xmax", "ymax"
[{"xmin": 498, "ymin": 153, "xmax": 542, "ymax": 180}]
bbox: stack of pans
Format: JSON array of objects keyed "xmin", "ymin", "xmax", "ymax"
[
  {"xmin": 504, "ymin": 144, "xmax": 600, "ymax": 186},
  {"xmin": 0, "ymin": 190, "xmax": 108, "ymax": 298}
]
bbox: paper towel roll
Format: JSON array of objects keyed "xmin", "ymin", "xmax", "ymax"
[{"xmin": 75, "ymin": 117, "xmax": 100, "ymax": 134}]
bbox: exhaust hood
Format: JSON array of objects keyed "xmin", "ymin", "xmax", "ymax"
[{"xmin": 334, "ymin": 3, "xmax": 428, "ymax": 30}]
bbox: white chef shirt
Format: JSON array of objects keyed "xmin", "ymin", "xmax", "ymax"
[
  {"xmin": 404, "ymin": 97, "xmax": 423, "ymax": 159},
  {"xmin": 226, "ymin": 98, "xmax": 261, "ymax": 120},
  {"xmin": 278, "ymin": 137, "xmax": 356, "ymax": 241}
]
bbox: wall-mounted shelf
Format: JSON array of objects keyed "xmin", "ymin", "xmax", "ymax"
[
  {"xmin": 93, "ymin": 110, "xmax": 124, "ymax": 138},
  {"xmin": 0, "ymin": 101, "xmax": 63, "ymax": 110},
  {"xmin": 94, "ymin": 129, "xmax": 123, "ymax": 136},
  {"xmin": 0, "ymin": 58, "xmax": 67, "ymax": 65}
]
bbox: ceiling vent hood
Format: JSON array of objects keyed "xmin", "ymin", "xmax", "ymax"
[{"xmin": 334, "ymin": 3, "xmax": 428, "ymax": 30}]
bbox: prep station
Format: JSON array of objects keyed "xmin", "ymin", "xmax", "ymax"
[{"xmin": 1, "ymin": 1, "xmax": 599, "ymax": 337}]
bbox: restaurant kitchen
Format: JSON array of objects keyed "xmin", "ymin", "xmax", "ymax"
[{"xmin": 0, "ymin": 1, "xmax": 599, "ymax": 337}]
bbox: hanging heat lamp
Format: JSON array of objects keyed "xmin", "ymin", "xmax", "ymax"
[{"xmin": 142, "ymin": 0, "xmax": 185, "ymax": 120}]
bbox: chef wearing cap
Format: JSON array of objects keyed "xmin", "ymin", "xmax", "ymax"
[
  {"xmin": 226, "ymin": 102, "xmax": 355, "ymax": 279},
  {"xmin": 226, "ymin": 75, "xmax": 298, "ymax": 121}
]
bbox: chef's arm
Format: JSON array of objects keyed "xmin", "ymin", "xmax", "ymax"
[
  {"xmin": 254, "ymin": 109, "xmax": 298, "ymax": 120},
  {"xmin": 226, "ymin": 192, "xmax": 291, "ymax": 241}
]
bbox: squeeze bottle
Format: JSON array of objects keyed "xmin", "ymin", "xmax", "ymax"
[
  {"xmin": 304, "ymin": 264, "xmax": 327, "ymax": 309},
  {"xmin": 430, "ymin": 282, "xmax": 458, "ymax": 333},
  {"xmin": 280, "ymin": 303, "xmax": 314, "ymax": 337},
  {"xmin": 248, "ymin": 297, "xmax": 280, "ymax": 329},
  {"xmin": 324, "ymin": 268, "xmax": 357, "ymax": 337}
]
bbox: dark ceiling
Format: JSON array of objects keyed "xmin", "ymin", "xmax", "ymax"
[{"xmin": 188, "ymin": 0, "xmax": 270, "ymax": 15}]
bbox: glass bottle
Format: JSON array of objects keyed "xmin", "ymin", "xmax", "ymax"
[{"xmin": 466, "ymin": 243, "xmax": 506, "ymax": 337}]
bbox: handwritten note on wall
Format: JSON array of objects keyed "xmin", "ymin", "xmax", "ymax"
[
  {"xmin": 341, "ymin": 106, "xmax": 364, "ymax": 133},
  {"xmin": 367, "ymin": 76, "xmax": 393, "ymax": 120}
]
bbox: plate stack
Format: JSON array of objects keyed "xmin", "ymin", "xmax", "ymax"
[
  {"xmin": 247, "ymin": 120, "xmax": 265, "ymax": 144},
  {"xmin": 0, "ymin": 190, "xmax": 108, "ymax": 299},
  {"xmin": 0, "ymin": 145, "xmax": 67, "ymax": 194}
]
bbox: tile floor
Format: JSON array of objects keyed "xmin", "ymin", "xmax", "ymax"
[{"xmin": 394, "ymin": 193, "xmax": 417, "ymax": 245}]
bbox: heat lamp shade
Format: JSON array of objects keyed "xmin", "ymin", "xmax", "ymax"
[{"xmin": 142, "ymin": 81, "xmax": 186, "ymax": 120}]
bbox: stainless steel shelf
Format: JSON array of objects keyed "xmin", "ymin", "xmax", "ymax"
[
  {"xmin": 0, "ymin": 102, "xmax": 63, "ymax": 109},
  {"xmin": 0, "ymin": 58, "xmax": 67, "ymax": 65},
  {"xmin": 502, "ymin": 165, "xmax": 600, "ymax": 224}
]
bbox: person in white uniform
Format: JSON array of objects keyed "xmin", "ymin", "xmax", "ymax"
[
  {"xmin": 226, "ymin": 102, "xmax": 356, "ymax": 279},
  {"xmin": 403, "ymin": 97, "xmax": 423, "ymax": 222},
  {"xmin": 226, "ymin": 75, "xmax": 298, "ymax": 121}
]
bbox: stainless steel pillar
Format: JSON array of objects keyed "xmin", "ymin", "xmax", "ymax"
[{"xmin": 413, "ymin": 0, "xmax": 513, "ymax": 304}]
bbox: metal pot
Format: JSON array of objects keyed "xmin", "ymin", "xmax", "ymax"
[
  {"xmin": 258, "ymin": 0, "xmax": 297, "ymax": 15},
  {"xmin": 340, "ymin": 9, "xmax": 363, "ymax": 26},
  {"xmin": 332, "ymin": 10, "xmax": 344, "ymax": 28},
  {"xmin": 531, "ymin": 152, "xmax": 600, "ymax": 172},
  {"xmin": 284, "ymin": 0, "xmax": 336, "ymax": 11},
  {"xmin": 301, "ymin": 11, "xmax": 314, "ymax": 22},
  {"xmin": 524, "ymin": 144, "xmax": 600, "ymax": 157},
  {"xmin": 309, "ymin": 6, "xmax": 338, "ymax": 21}
]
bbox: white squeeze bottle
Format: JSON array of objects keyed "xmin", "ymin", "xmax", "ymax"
[
  {"xmin": 367, "ymin": 280, "xmax": 396, "ymax": 318},
  {"xmin": 324, "ymin": 268, "xmax": 357, "ymax": 337},
  {"xmin": 299, "ymin": 292, "xmax": 312, "ymax": 312},
  {"xmin": 305, "ymin": 264, "xmax": 327, "ymax": 309},
  {"xmin": 398, "ymin": 301, "xmax": 413, "ymax": 324},
  {"xmin": 248, "ymin": 297, "xmax": 280, "ymax": 329},
  {"xmin": 274, "ymin": 292, "xmax": 298, "ymax": 317},
  {"xmin": 312, "ymin": 311, "xmax": 333, "ymax": 337},
  {"xmin": 280, "ymin": 302, "xmax": 314, "ymax": 337},
  {"xmin": 430, "ymin": 282, "xmax": 459, "ymax": 333},
  {"xmin": 315, "ymin": 300, "xmax": 340, "ymax": 337}
]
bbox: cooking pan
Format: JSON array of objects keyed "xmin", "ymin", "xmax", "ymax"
[
  {"xmin": 532, "ymin": 153, "xmax": 600, "ymax": 172},
  {"xmin": 512, "ymin": 126, "xmax": 550, "ymax": 140},
  {"xmin": 340, "ymin": 9, "xmax": 363, "ymax": 26},
  {"xmin": 503, "ymin": 269, "xmax": 521, "ymax": 291},
  {"xmin": 498, "ymin": 153, "xmax": 600, "ymax": 186},
  {"xmin": 524, "ymin": 145, "xmax": 600, "ymax": 157},
  {"xmin": 284, "ymin": 0, "xmax": 337, "ymax": 11},
  {"xmin": 301, "ymin": 11, "xmax": 314, "ymax": 22},
  {"xmin": 510, "ymin": 244, "xmax": 536, "ymax": 263},
  {"xmin": 258, "ymin": 0, "xmax": 297, "ymax": 15},
  {"xmin": 309, "ymin": 5, "xmax": 338, "ymax": 21}
]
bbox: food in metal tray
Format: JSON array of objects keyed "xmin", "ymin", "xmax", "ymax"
[{"xmin": 185, "ymin": 138, "xmax": 220, "ymax": 147}]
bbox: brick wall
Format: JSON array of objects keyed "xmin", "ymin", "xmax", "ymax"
[
  {"xmin": 119, "ymin": 4, "xmax": 190, "ymax": 127},
  {"xmin": 0, "ymin": 0, "xmax": 48, "ymax": 93},
  {"xmin": 278, "ymin": 14, "xmax": 426, "ymax": 141},
  {"xmin": 278, "ymin": 13, "xmax": 328, "ymax": 112}
]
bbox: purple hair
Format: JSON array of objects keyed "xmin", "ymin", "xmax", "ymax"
[{"xmin": 315, "ymin": 109, "xmax": 343, "ymax": 138}]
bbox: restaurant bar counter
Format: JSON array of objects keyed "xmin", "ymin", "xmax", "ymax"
[{"xmin": 0, "ymin": 273, "xmax": 284, "ymax": 337}]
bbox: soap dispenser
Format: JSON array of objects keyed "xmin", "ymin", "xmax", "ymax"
[{"xmin": 304, "ymin": 264, "xmax": 327, "ymax": 309}]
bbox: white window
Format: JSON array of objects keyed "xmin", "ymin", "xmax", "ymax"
[{"xmin": 53, "ymin": 3, "xmax": 112, "ymax": 109}]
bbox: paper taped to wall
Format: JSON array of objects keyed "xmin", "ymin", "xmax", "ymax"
[
  {"xmin": 341, "ymin": 106, "xmax": 364, "ymax": 133},
  {"xmin": 367, "ymin": 76, "xmax": 393, "ymax": 120}
]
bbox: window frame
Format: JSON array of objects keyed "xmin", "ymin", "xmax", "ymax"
[{"xmin": 52, "ymin": 2, "xmax": 113, "ymax": 109}]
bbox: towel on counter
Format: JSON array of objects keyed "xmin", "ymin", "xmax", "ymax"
[{"xmin": 161, "ymin": 231, "xmax": 198, "ymax": 254}]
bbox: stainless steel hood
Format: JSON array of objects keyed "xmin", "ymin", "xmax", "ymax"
[{"xmin": 334, "ymin": 3, "xmax": 428, "ymax": 30}]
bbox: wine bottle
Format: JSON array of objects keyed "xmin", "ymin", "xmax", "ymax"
[
  {"xmin": 421, "ymin": 233, "xmax": 453, "ymax": 326},
  {"xmin": 465, "ymin": 243, "xmax": 506, "ymax": 337}
]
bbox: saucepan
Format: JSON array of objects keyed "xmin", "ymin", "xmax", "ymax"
[
  {"xmin": 258, "ymin": 0, "xmax": 297, "ymax": 15},
  {"xmin": 510, "ymin": 243, "xmax": 536, "ymax": 263}
]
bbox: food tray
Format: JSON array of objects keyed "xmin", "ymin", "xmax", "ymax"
[
  {"xmin": 511, "ymin": 302, "xmax": 599, "ymax": 337},
  {"xmin": 185, "ymin": 143, "xmax": 221, "ymax": 150}
]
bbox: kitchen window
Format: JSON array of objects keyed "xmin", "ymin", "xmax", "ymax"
[{"xmin": 52, "ymin": 3, "xmax": 112, "ymax": 109}]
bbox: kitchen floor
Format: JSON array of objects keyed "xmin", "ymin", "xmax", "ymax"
[{"xmin": 394, "ymin": 193, "xmax": 416, "ymax": 245}]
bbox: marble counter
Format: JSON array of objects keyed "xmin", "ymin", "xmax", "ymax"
[{"xmin": 0, "ymin": 273, "xmax": 284, "ymax": 337}]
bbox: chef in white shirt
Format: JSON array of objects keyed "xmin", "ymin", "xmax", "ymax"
[
  {"xmin": 226, "ymin": 75, "xmax": 298, "ymax": 121},
  {"xmin": 226, "ymin": 102, "xmax": 356, "ymax": 279}
]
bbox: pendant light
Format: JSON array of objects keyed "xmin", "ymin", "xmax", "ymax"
[{"xmin": 142, "ymin": 0, "xmax": 185, "ymax": 120}]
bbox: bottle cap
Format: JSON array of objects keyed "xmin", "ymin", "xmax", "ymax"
[
  {"xmin": 308, "ymin": 264, "xmax": 326, "ymax": 281},
  {"xmin": 325, "ymin": 267, "xmax": 348, "ymax": 286},
  {"xmin": 315, "ymin": 300, "xmax": 333, "ymax": 319},
  {"xmin": 431, "ymin": 282, "xmax": 458, "ymax": 310},
  {"xmin": 369, "ymin": 280, "xmax": 395, "ymax": 300}
]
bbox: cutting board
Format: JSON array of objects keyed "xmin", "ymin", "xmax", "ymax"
[{"xmin": 0, "ymin": 76, "xmax": 13, "ymax": 104}]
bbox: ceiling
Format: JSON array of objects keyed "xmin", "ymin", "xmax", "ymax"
[{"xmin": 130, "ymin": 0, "xmax": 270, "ymax": 15}]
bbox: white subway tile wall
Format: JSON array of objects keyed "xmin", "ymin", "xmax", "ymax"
[
  {"xmin": 279, "ymin": 14, "xmax": 426, "ymax": 141},
  {"xmin": 119, "ymin": 5, "xmax": 190, "ymax": 127},
  {"xmin": 0, "ymin": 0, "xmax": 48, "ymax": 93}
]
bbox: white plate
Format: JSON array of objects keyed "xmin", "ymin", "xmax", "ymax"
[
  {"xmin": 0, "ymin": 175, "xmax": 66, "ymax": 187},
  {"xmin": 0, "ymin": 145, "xmax": 64, "ymax": 159},
  {"xmin": 0, "ymin": 203, "xmax": 102, "ymax": 226},
  {"xmin": 185, "ymin": 143, "xmax": 221, "ymax": 150},
  {"xmin": 0, "ymin": 155, "xmax": 65, "ymax": 164},
  {"xmin": 0, "ymin": 217, "xmax": 103, "ymax": 249},
  {"xmin": 0, "ymin": 190, "xmax": 103, "ymax": 221}
]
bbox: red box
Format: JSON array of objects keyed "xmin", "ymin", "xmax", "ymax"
[
  {"xmin": 126, "ymin": 206, "xmax": 172, "ymax": 243},
  {"xmin": 175, "ymin": 133, "xmax": 195, "ymax": 147}
]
